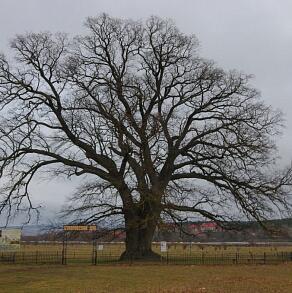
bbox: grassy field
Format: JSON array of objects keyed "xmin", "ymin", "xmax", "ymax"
[
  {"xmin": 0, "ymin": 263, "xmax": 292, "ymax": 292},
  {"xmin": 2, "ymin": 243, "xmax": 292, "ymax": 291},
  {"xmin": 22, "ymin": 242, "xmax": 292, "ymax": 254}
]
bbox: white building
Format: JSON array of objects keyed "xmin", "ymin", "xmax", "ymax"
[{"xmin": 0, "ymin": 228, "xmax": 21, "ymax": 249}]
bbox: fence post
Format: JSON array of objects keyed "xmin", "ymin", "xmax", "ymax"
[
  {"xmin": 92, "ymin": 247, "xmax": 97, "ymax": 265},
  {"xmin": 61, "ymin": 248, "xmax": 64, "ymax": 265},
  {"xmin": 264, "ymin": 252, "xmax": 266, "ymax": 264},
  {"xmin": 62, "ymin": 232, "xmax": 67, "ymax": 265},
  {"xmin": 91, "ymin": 234, "xmax": 97, "ymax": 265}
]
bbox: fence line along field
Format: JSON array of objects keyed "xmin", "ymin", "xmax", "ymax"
[{"xmin": 0, "ymin": 241, "xmax": 291, "ymax": 266}]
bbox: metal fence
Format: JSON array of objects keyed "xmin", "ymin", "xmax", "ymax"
[
  {"xmin": 0, "ymin": 251, "xmax": 61, "ymax": 264},
  {"xmin": 1, "ymin": 250, "xmax": 292, "ymax": 265}
]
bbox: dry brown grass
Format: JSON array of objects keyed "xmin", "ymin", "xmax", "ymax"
[
  {"xmin": 22, "ymin": 242, "xmax": 292, "ymax": 255},
  {"xmin": 0, "ymin": 263, "xmax": 292, "ymax": 292}
]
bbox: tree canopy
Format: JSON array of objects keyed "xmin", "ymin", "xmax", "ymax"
[{"xmin": 0, "ymin": 14, "xmax": 291, "ymax": 259}]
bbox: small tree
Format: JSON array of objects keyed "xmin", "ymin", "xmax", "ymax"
[{"xmin": 0, "ymin": 14, "xmax": 291, "ymax": 259}]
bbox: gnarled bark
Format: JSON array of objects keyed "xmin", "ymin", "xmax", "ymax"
[{"xmin": 120, "ymin": 208, "xmax": 161, "ymax": 261}]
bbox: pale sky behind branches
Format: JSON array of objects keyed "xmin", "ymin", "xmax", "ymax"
[{"xmin": 0, "ymin": 0, "xmax": 291, "ymax": 224}]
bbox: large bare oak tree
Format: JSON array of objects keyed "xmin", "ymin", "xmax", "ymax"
[{"xmin": 0, "ymin": 14, "xmax": 291, "ymax": 259}]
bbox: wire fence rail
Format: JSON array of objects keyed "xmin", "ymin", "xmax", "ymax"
[{"xmin": 1, "ymin": 250, "xmax": 292, "ymax": 265}]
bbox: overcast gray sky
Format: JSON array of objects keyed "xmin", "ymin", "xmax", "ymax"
[{"xmin": 0, "ymin": 0, "xmax": 292, "ymax": 224}]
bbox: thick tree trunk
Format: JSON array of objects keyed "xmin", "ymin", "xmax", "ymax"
[{"xmin": 120, "ymin": 212, "xmax": 160, "ymax": 261}]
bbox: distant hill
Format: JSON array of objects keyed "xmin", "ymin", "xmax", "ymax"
[
  {"xmin": 12, "ymin": 218, "xmax": 292, "ymax": 243},
  {"xmin": 1, "ymin": 225, "xmax": 51, "ymax": 236}
]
